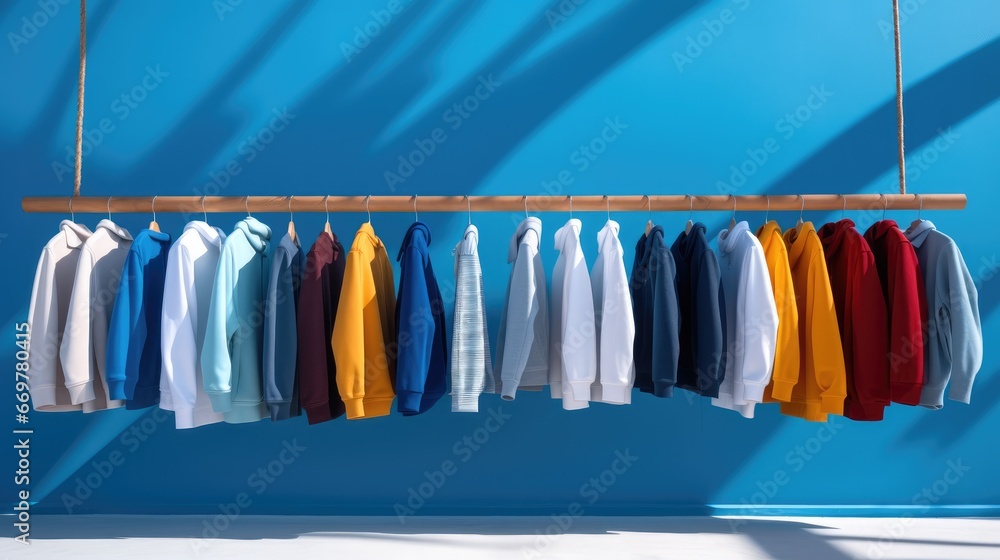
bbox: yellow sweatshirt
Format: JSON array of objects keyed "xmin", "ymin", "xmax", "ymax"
[
  {"xmin": 756, "ymin": 221, "xmax": 799, "ymax": 403},
  {"xmin": 333, "ymin": 222, "xmax": 397, "ymax": 419},
  {"xmin": 780, "ymin": 222, "xmax": 847, "ymax": 422}
]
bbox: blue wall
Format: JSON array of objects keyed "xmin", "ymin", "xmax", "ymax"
[{"xmin": 2, "ymin": 0, "xmax": 999, "ymax": 516}]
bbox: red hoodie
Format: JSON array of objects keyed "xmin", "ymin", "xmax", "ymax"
[
  {"xmin": 863, "ymin": 220, "xmax": 927, "ymax": 405},
  {"xmin": 818, "ymin": 220, "xmax": 890, "ymax": 420}
]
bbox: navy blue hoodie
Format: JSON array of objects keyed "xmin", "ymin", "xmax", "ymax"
[
  {"xmin": 395, "ymin": 223, "xmax": 448, "ymax": 415},
  {"xmin": 670, "ymin": 223, "xmax": 727, "ymax": 397},
  {"xmin": 630, "ymin": 226, "xmax": 680, "ymax": 397}
]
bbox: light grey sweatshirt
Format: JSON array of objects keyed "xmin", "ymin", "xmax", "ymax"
[
  {"xmin": 60, "ymin": 219, "xmax": 133, "ymax": 413},
  {"xmin": 450, "ymin": 224, "xmax": 495, "ymax": 412},
  {"xmin": 905, "ymin": 220, "xmax": 983, "ymax": 408},
  {"xmin": 495, "ymin": 217, "xmax": 549, "ymax": 399},
  {"xmin": 27, "ymin": 220, "xmax": 93, "ymax": 411}
]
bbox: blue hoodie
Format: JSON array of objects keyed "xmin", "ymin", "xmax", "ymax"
[
  {"xmin": 394, "ymin": 222, "xmax": 448, "ymax": 415},
  {"xmin": 670, "ymin": 223, "xmax": 727, "ymax": 398},
  {"xmin": 106, "ymin": 228, "xmax": 172, "ymax": 409},
  {"xmin": 264, "ymin": 232, "xmax": 304, "ymax": 421},
  {"xmin": 202, "ymin": 217, "xmax": 272, "ymax": 423},
  {"xmin": 630, "ymin": 225, "xmax": 680, "ymax": 397}
]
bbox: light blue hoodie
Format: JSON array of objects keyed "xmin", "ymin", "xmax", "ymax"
[{"xmin": 202, "ymin": 217, "xmax": 272, "ymax": 423}]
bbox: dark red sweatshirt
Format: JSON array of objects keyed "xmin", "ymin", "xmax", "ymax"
[
  {"xmin": 297, "ymin": 231, "xmax": 347, "ymax": 424},
  {"xmin": 818, "ymin": 220, "xmax": 890, "ymax": 420},
  {"xmin": 863, "ymin": 220, "xmax": 927, "ymax": 406}
]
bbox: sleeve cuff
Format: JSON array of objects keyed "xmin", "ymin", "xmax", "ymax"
[
  {"xmin": 770, "ymin": 379, "xmax": 796, "ymax": 402},
  {"xmin": 501, "ymin": 380, "xmax": 518, "ymax": 401},
  {"xmin": 396, "ymin": 390, "xmax": 424, "ymax": 414},
  {"xmin": 207, "ymin": 391, "xmax": 232, "ymax": 413},
  {"xmin": 599, "ymin": 384, "xmax": 630, "ymax": 404},
  {"xmin": 742, "ymin": 382, "xmax": 767, "ymax": 403},
  {"xmin": 569, "ymin": 382, "xmax": 592, "ymax": 402},
  {"xmin": 67, "ymin": 381, "xmax": 94, "ymax": 405},
  {"xmin": 107, "ymin": 379, "xmax": 127, "ymax": 402},
  {"xmin": 820, "ymin": 394, "xmax": 845, "ymax": 416},
  {"xmin": 948, "ymin": 380, "xmax": 974, "ymax": 404}
]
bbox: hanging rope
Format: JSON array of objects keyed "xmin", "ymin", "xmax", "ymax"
[
  {"xmin": 73, "ymin": 0, "xmax": 87, "ymax": 197},
  {"xmin": 892, "ymin": 0, "xmax": 906, "ymax": 194}
]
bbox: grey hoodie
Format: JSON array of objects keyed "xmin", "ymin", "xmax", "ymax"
[
  {"xmin": 495, "ymin": 217, "xmax": 549, "ymax": 399},
  {"xmin": 905, "ymin": 220, "xmax": 983, "ymax": 408}
]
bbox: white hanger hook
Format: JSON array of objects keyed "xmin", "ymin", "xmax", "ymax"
[
  {"xmin": 523, "ymin": 196, "xmax": 528, "ymax": 219},
  {"xmin": 288, "ymin": 195, "xmax": 294, "ymax": 222},
  {"xmin": 324, "ymin": 195, "xmax": 331, "ymax": 224},
  {"xmin": 202, "ymin": 195, "xmax": 209, "ymax": 223},
  {"xmin": 840, "ymin": 194, "xmax": 847, "ymax": 220},
  {"xmin": 107, "ymin": 196, "xmax": 113, "ymax": 221},
  {"xmin": 465, "ymin": 195, "xmax": 471, "ymax": 225},
  {"xmin": 365, "ymin": 195, "xmax": 372, "ymax": 223},
  {"xmin": 730, "ymin": 194, "xmax": 737, "ymax": 220},
  {"xmin": 798, "ymin": 194, "xmax": 805, "ymax": 222},
  {"xmin": 687, "ymin": 194, "xmax": 693, "ymax": 221},
  {"xmin": 646, "ymin": 195, "xmax": 652, "ymax": 216},
  {"xmin": 68, "ymin": 196, "xmax": 75, "ymax": 222},
  {"xmin": 151, "ymin": 195, "xmax": 158, "ymax": 223},
  {"xmin": 764, "ymin": 195, "xmax": 770, "ymax": 222},
  {"xmin": 605, "ymin": 195, "xmax": 611, "ymax": 220},
  {"xmin": 245, "ymin": 196, "xmax": 251, "ymax": 217},
  {"xmin": 568, "ymin": 195, "xmax": 573, "ymax": 219},
  {"xmin": 882, "ymin": 194, "xmax": 888, "ymax": 220},
  {"xmin": 915, "ymin": 193, "xmax": 923, "ymax": 220},
  {"xmin": 413, "ymin": 194, "xmax": 418, "ymax": 222}
]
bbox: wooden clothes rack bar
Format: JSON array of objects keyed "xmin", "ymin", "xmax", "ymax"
[{"xmin": 21, "ymin": 194, "xmax": 966, "ymax": 214}]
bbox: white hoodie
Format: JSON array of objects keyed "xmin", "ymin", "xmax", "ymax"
[
  {"xmin": 549, "ymin": 219, "xmax": 597, "ymax": 410},
  {"xmin": 60, "ymin": 219, "xmax": 132, "ymax": 413},
  {"xmin": 590, "ymin": 220, "xmax": 635, "ymax": 405},
  {"xmin": 712, "ymin": 221, "xmax": 779, "ymax": 419},
  {"xmin": 27, "ymin": 220, "xmax": 93, "ymax": 411},
  {"xmin": 159, "ymin": 222, "xmax": 227, "ymax": 429}
]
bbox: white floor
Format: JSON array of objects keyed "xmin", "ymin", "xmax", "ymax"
[{"xmin": 3, "ymin": 515, "xmax": 999, "ymax": 559}]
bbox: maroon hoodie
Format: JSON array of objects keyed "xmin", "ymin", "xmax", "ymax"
[
  {"xmin": 863, "ymin": 220, "xmax": 927, "ymax": 405},
  {"xmin": 297, "ymin": 232, "xmax": 347, "ymax": 424},
  {"xmin": 818, "ymin": 220, "xmax": 890, "ymax": 420}
]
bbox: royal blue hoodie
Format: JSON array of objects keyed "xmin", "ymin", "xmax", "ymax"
[
  {"xmin": 106, "ymin": 228, "xmax": 172, "ymax": 409},
  {"xmin": 630, "ymin": 225, "xmax": 680, "ymax": 397},
  {"xmin": 394, "ymin": 222, "xmax": 448, "ymax": 415},
  {"xmin": 670, "ymin": 223, "xmax": 727, "ymax": 397}
]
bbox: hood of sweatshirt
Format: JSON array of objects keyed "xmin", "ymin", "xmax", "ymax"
[
  {"xmin": 184, "ymin": 220, "xmax": 226, "ymax": 249},
  {"xmin": 60, "ymin": 220, "xmax": 93, "ymax": 249},
  {"xmin": 783, "ymin": 221, "xmax": 816, "ymax": 265},
  {"xmin": 817, "ymin": 218, "xmax": 857, "ymax": 257},
  {"xmin": 554, "ymin": 218, "xmax": 582, "ymax": 250},
  {"xmin": 638, "ymin": 225, "xmax": 666, "ymax": 268},
  {"xmin": 717, "ymin": 221, "xmax": 750, "ymax": 255},
  {"xmin": 904, "ymin": 219, "xmax": 935, "ymax": 248},
  {"xmin": 673, "ymin": 222, "xmax": 708, "ymax": 260},
  {"xmin": 95, "ymin": 219, "xmax": 133, "ymax": 242},
  {"xmin": 398, "ymin": 222, "xmax": 431, "ymax": 261},
  {"xmin": 864, "ymin": 219, "xmax": 901, "ymax": 242},
  {"xmin": 598, "ymin": 220, "xmax": 621, "ymax": 254},
  {"xmin": 756, "ymin": 220, "xmax": 782, "ymax": 242},
  {"xmin": 235, "ymin": 217, "xmax": 271, "ymax": 253},
  {"xmin": 508, "ymin": 217, "xmax": 542, "ymax": 263}
]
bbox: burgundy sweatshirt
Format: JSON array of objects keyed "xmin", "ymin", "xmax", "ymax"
[
  {"xmin": 297, "ymin": 232, "xmax": 347, "ymax": 424},
  {"xmin": 864, "ymin": 220, "xmax": 928, "ymax": 406},
  {"xmin": 818, "ymin": 220, "xmax": 890, "ymax": 420}
]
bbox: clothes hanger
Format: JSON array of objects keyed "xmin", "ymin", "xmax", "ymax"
[
  {"xmin": 412, "ymin": 194, "xmax": 419, "ymax": 223},
  {"xmin": 201, "ymin": 195, "xmax": 209, "ymax": 225},
  {"xmin": 365, "ymin": 195, "xmax": 372, "ymax": 224},
  {"xmin": 523, "ymin": 195, "xmax": 529, "ymax": 219},
  {"xmin": 245, "ymin": 196, "xmax": 252, "ymax": 218},
  {"xmin": 727, "ymin": 194, "xmax": 737, "ymax": 232},
  {"xmin": 908, "ymin": 193, "xmax": 923, "ymax": 231},
  {"xmin": 684, "ymin": 195, "xmax": 694, "ymax": 234},
  {"xmin": 107, "ymin": 196, "xmax": 113, "ymax": 222},
  {"xmin": 881, "ymin": 194, "xmax": 888, "ymax": 222},
  {"xmin": 68, "ymin": 196, "xmax": 75, "ymax": 224},
  {"xmin": 466, "ymin": 195, "xmax": 472, "ymax": 226},
  {"xmin": 840, "ymin": 194, "xmax": 847, "ymax": 221},
  {"xmin": 568, "ymin": 195, "xmax": 573, "ymax": 220},
  {"xmin": 763, "ymin": 195, "xmax": 770, "ymax": 225},
  {"xmin": 644, "ymin": 195, "xmax": 653, "ymax": 235},
  {"xmin": 286, "ymin": 195, "xmax": 297, "ymax": 244},
  {"xmin": 605, "ymin": 195, "xmax": 611, "ymax": 222},
  {"xmin": 149, "ymin": 195, "xmax": 160, "ymax": 232},
  {"xmin": 323, "ymin": 195, "xmax": 333, "ymax": 239},
  {"xmin": 795, "ymin": 194, "xmax": 805, "ymax": 230}
]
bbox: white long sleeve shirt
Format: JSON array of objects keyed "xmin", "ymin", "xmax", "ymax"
[
  {"xmin": 159, "ymin": 221, "xmax": 226, "ymax": 428},
  {"xmin": 450, "ymin": 224, "xmax": 495, "ymax": 412},
  {"xmin": 27, "ymin": 220, "xmax": 93, "ymax": 411},
  {"xmin": 60, "ymin": 219, "xmax": 132, "ymax": 413},
  {"xmin": 712, "ymin": 221, "xmax": 779, "ymax": 419},
  {"xmin": 590, "ymin": 220, "xmax": 635, "ymax": 405},
  {"xmin": 549, "ymin": 219, "xmax": 597, "ymax": 410}
]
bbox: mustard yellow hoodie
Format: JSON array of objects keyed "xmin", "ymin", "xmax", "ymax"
[
  {"xmin": 756, "ymin": 221, "xmax": 799, "ymax": 403},
  {"xmin": 780, "ymin": 222, "xmax": 847, "ymax": 422},
  {"xmin": 333, "ymin": 222, "xmax": 397, "ymax": 419}
]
